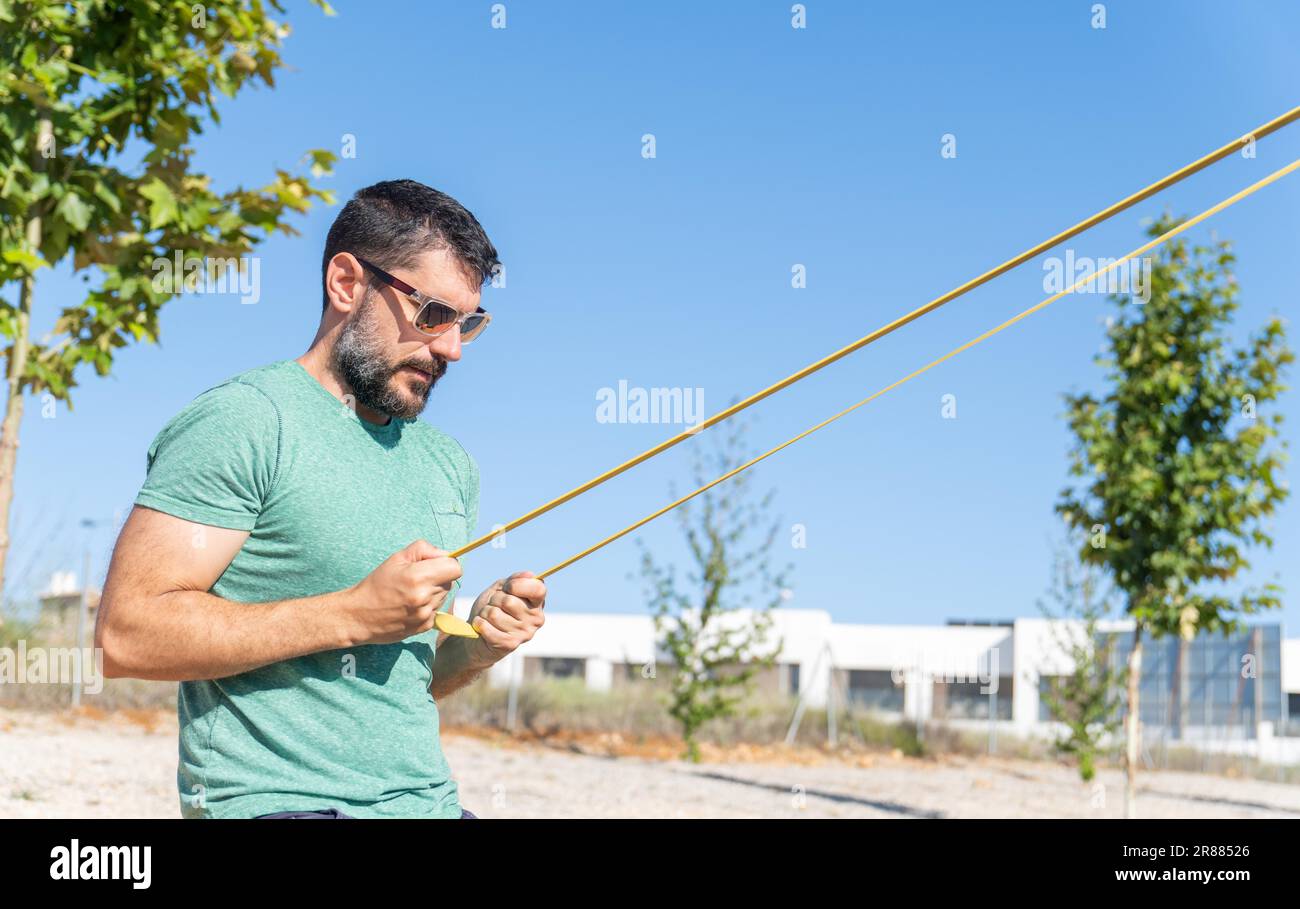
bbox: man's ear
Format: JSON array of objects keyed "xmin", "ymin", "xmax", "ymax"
[{"xmin": 324, "ymin": 252, "xmax": 367, "ymax": 316}]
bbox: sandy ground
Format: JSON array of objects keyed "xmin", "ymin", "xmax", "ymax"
[{"xmin": 3, "ymin": 707, "xmax": 1299, "ymax": 819}]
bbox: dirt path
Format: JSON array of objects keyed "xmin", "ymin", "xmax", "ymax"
[{"xmin": 3, "ymin": 708, "xmax": 1298, "ymax": 819}]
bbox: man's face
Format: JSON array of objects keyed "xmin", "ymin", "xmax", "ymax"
[{"xmin": 332, "ymin": 247, "xmax": 481, "ymax": 421}]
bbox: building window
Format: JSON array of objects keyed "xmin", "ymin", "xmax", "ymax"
[
  {"xmin": 538, "ymin": 657, "xmax": 585, "ymax": 680},
  {"xmin": 1101, "ymin": 626, "xmax": 1283, "ymax": 736},
  {"xmin": 785, "ymin": 663, "xmax": 801, "ymax": 696},
  {"xmin": 933, "ymin": 679, "xmax": 1012, "ymax": 720},
  {"xmin": 846, "ymin": 670, "xmax": 904, "ymax": 713}
]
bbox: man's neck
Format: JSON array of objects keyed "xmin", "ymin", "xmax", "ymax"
[{"xmin": 295, "ymin": 347, "xmax": 392, "ymax": 426}]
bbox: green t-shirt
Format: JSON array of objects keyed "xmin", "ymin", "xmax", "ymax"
[{"xmin": 134, "ymin": 359, "xmax": 479, "ymax": 819}]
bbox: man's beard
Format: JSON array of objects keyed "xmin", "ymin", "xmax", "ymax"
[{"xmin": 332, "ymin": 291, "xmax": 447, "ymax": 421}]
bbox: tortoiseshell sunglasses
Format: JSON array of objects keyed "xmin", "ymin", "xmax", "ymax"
[{"xmin": 354, "ymin": 255, "xmax": 491, "ymax": 343}]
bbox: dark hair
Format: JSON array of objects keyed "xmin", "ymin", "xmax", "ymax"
[{"xmin": 321, "ymin": 180, "xmax": 501, "ymax": 311}]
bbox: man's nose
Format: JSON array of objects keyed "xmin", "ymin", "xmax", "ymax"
[{"xmin": 430, "ymin": 325, "xmax": 462, "ymax": 361}]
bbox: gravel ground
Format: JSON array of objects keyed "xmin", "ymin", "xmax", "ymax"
[{"xmin": 3, "ymin": 707, "xmax": 1299, "ymax": 819}]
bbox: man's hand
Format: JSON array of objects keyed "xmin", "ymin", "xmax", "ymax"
[
  {"xmin": 345, "ymin": 540, "xmax": 463, "ymax": 645},
  {"xmin": 465, "ymin": 571, "xmax": 546, "ymax": 666}
]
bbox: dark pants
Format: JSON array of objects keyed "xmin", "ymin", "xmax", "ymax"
[{"xmin": 256, "ymin": 807, "xmax": 477, "ymax": 818}]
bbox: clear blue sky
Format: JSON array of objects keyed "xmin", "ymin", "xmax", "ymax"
[{"xmin": 9, "ymin": 0, "xmax": 1300, "ymax": 633}]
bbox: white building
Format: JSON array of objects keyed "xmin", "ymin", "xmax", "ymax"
[{"xmin": 453, "ymin": 601, "xmax": 1300, "ymax": 755}]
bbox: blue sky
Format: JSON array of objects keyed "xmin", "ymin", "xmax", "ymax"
[{"xmin": 9, "ymin": 0, "xmax": 1300, "ymax": 634}]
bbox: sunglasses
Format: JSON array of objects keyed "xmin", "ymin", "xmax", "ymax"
[{"xmin": 353, "ymin": 255, "xmax": 491, "ymax": 343}]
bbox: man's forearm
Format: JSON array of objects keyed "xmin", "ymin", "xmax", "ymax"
[
  {"xmin": 430, "ymin": 635, "xmax": 494, "ymax": 700},
  {"xmin": 98, "ymin": 587, "xmax": 358, "ymax": 682}
]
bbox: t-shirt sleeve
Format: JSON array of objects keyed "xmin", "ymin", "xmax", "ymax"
[{"xmin": 134, "ymin": 381, "xmax": 281, "ymax": 531}]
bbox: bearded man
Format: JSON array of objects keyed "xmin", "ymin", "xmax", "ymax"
[{"xmin": 96, "ymin": 180, "xmax": 545, "ymax": 819}]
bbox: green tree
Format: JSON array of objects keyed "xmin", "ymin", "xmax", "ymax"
[
  {"xmin": 0, "ymin": 0, "xmax": 338, "ymax": 620},
  {"xmin": 1058, "ymin": 215, "xmax": 1292, "ymax": 816},
  {"xmin": 1037, "ymin": 538, "xmax": 1125, "ymax": 783},
  {"xmin": 638, "ymin": 417, "xmax": 788, "ymax": 762}
]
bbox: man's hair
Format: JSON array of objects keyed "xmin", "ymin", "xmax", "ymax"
[{"xmin": 321, "ymin": 179, "xmax": 501, "ymax": 311}]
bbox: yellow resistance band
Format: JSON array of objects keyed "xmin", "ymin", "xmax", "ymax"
[
  {"xmin": 449, "ymin": 105, "xmax": 1300, "ymax": 563},
  {"xmin": 534, "ymin": 157, "xmax": 1300, "ymax": 581}
]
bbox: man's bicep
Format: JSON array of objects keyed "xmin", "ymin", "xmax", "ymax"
[{"xmin": 109, "ymin": 505, "xmax": 249, "ymax": 596}]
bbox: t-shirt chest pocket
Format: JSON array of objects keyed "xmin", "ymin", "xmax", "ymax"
[{"xmin": 427, "ymin": 492, "xmax": 470, "ymax": 552}]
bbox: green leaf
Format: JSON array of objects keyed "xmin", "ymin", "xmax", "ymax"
[
  {"xmin": 306, "ymin": 148, "xmax": 337, "ymax": 178},
  {"xmin": 2, "ymin": 248, "xmax": 49, "ymax": 272},
  {"xmin": 139, "ymin": 178, "xmax": 179, "ymax": 229},
  {"xmin": 56, "ymin": 192, "xmax": 92, "ymax": 232},
  {"xmin": 92, "ymin": 181, "xmax": 122, "ymax": 214}
]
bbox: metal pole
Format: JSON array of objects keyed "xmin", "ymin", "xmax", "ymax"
[
  {"xmin": 505, "ymin": 653, "xmax": 520, "ymax": 732},
  {"xmin": 827, "ymin": 644, "xmax": 837, "ymax": 748},
  {"xmin": 988, "ymin": 683, "xmax": 996, "ymax": 755},
  {"xmin": 72, "ymin": 545, "xmax": 89, "ymax": 708},
  {"xmin": 785, "ymin": 645, "xmax": 825, "ymax": 746},
  {"xmin": 1252, "ymin": 627, "xmax": 1263, "ymax": 777}
]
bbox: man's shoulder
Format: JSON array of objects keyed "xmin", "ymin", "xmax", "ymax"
[
  {"xmin": 407, "ymin": 421, "xmax": 478, "ymax": 481},
  {"xmin": 180, "ymin": 361, "xmax": 297, "ymax": 418},
  {"xmin": 139, "ymin": 364, "xmax": 290, "ymax": 508},
  {"xmin": 151, "ymin": 363, "xmax": 291, "ymax": 449},
  {"xmin": 216, "ymin": 360, "xmax": 299, "ymax": 405}
]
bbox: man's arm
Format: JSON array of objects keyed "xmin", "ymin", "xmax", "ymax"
[
  {"xmin": 429, "ymin": 635, "xmax": 493, "ymax": 700},
  {"xmin": 430, "ymin": 571, "xmax": 546, "ymax": 700},
  {"xmin": 97, "ymin": 506, "xmax": 462, "ymax": 681}
]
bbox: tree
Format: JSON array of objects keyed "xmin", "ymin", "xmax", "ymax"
[
  {"xmin": 0, "ymin": 0, "xmax": 338, "ymax": 621},
  {"xmin": 637, "ymin": 417, "xmax": 788, "ymax": 762},
  {"xmin": 1036, "ymin": 538, "xmax": 1125, "ymax": 783},
  {"xmin": 1058, "ymin": 215, "xmax": 1292, "ymax": 817}
]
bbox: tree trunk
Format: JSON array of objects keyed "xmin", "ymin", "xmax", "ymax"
[
  {"xmin": 1124, "ymin": 626, "xmax": 1143, "ymax": 819},
  {"xmin": 0, "ymin": 116, "xmax": 51, "ymax": 626},
  {"xmin": 1176, "ymin": 636, "xmax": 1189, "ymax": 740}
]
